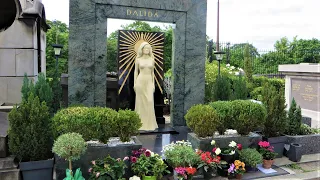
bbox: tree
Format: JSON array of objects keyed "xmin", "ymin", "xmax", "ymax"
[
  {"xmin": 286, "ymin": 98, "xmax": 302, "ymax": 135},
  {"xmin": 46, "ymin": 20, "xmax": 69, "ymax": 78},
  {"xmin": 244, "ymin": 44, "xmax": 253, "ymax": 82},
  {"xmin": 229, "ymin": 43, "xmax": 259, "ymax": 68}
]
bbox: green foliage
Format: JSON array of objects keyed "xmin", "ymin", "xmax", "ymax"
[
  {"xmin": 212, "ymin": 76, "xmax": 232, "ymax": 101},
  {"xmin": 116, "ymin": 109, "xmax": 142, "ymax": 142},
  {"xmin": 249, "ymin": 76, "xmax": 285, "ymax": 100},
  {"xmin": 8, "ymin": 93, "xmax": 52, "ymax": 162},
  {"xmin": 287, "ymin": 98, "xmax": 302, "ymax": 135},
  {"xmin": 89, "ymin": 156, "xmax": 127, "ymax": 180},
  {"xmin": 209, "ymin": 101, "xmax": 233, "ymax": 134},
  {"xmin": 21, "ymin": 73, "xmax": 35, "ymax": 101},
  {"xmin": 251, "ymin": 87, "xmax": 263, "ymax": 101},
  {"xmin": 52, "ymin": 107, "xmax": 141, "ymax": 143},
  {"xmin": 229, "ymin": 43, "xmax": 259, "ymax": 68},
  {"xmin": 231, "ymin": 75, "xmax": 248, "ymax": 100},
  {"xmin": 163, "ymin": 141, "xmax": 200, "ymax": 168},
  {"xmin": 35, "ymin": 73, "xmax": 54, "ymax": 113},
  {"xmin": 239, "ymin": 148, "xmax": 262, "ymax": 168},
  {"xmin": 53, "ymin": 133, "xmax": 87, "ymax": 162},
  {"xmin": 132, "ymin": 153, "xmax": 168, "ymax": 178},
  {"xmin": 244, "ymin": 44, "xmax": 253, "ymax": 82},
  {"xmin": 185, "ymin": 104, "xmax": 220, "ymax": 138},
  {"xmin": 261, "ymin": 83, "xmax": 287, "ymax": 137},
  {"xmin": 231, "ymin": 100, "xmax": 267, "ymax": 135},
  {"xmin": 299, "ymin": 124, "xmax": 313, "ymax": 135},
  {"xmin": 64, "ymin": 169, "xmax": 85, "ymax": 180},
  {"xmin": 46, "ymin": 20, "xmax": 69, "ymax": 78}
]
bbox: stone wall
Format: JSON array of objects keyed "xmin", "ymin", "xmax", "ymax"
[{"xmin": 68, "ymin": 0, "xmax": 207, "ymax": 126}]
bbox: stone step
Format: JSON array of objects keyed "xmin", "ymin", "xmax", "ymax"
[
  {"xmin": 0, "ymin": 168, "xmax": 20, "ymax": 180},
  {"xmin": 0, "ymin": 156, "xmax": 18, "ymax": 170}
]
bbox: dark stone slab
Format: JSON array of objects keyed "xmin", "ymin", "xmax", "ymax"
[
  {"xmin": 0, "ymin": 112, "xmax": 8, "ymax": 158},
  {"xmin": 286, "ymin": 134, "xmax": 320, "ymax": 155},
  {"xmin": 302, "ymin": 116, "xmax": 312, "ymax": 126},
  {"xmin": 139, "ymin": 124, "xmax": 179, "ymax": 135},
  {"xmin": 188, "ymin": 133, "xmax": 262, "ymax": 152},
  {"xmin": 55, "ymin": 137, "xmax": 142, "ymax": 180}
]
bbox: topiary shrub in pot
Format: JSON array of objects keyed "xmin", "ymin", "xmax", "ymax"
[
  {"xmin": 8, "ymin": 93, "xmax": 54, "ymax": 180},
  {"xmin": 209, "ymin": 101, "xmax": 233, "ymax": 135},
  {"xmin": 185, "ymin": 104, "xmax": 220, "ymax": 138},
  {"xmin": 231, "ymin": 100, "xmax": 266, "ymax": 135},
  {"xmin": 53, "ymin": 133, "xmax": 87, "ymax": 180},
  {"xmin": 239, "ymin": 148, "xmax": 262, "ymax": 171}
]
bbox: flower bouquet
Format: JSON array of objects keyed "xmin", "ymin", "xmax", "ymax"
[
  {"xmin": 88, "ymin": 155, "xmax": 128, "ymax": 180},
  {"xmin": 228, "ymin": 160, "xmax": 246, "ymax": 179},
  {"xmin": 213, "ymin": 140, "xmax": 242, "ymax": 164},
  {"xmin": 131, "ymin": 148, "xmax": 169, "ymax": 180},
  {"xmin": 258, "ymin": 141, "xmax": 278, "ymax": 169}
]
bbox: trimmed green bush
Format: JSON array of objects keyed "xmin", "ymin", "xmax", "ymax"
[
  {"xmin": 231, "ymin": 100, "xmax": 267, "ymax": 135},
  {"xmin": 286, "ymin": 98, "xmax": 302, "ymax": 135},
  {"xmin": 251, "ymin": 87, "xmax": 263, "ymax": 101},
  {"xmin": 209, "ymin": 101, "xmax": 233, "ymax": 134},
  {"xmin": 213, "ymin": 76, "xmax": 232, "ymax": 101},
  {"xmin": 239, "ymin": 148, "xmax": 262, "ymax": 168},
  {"xmin": 116, "ymin": 109, "xmax": 142, "ymax": 142},
  {"xmin": 232, "ymin": 75, "xmax": 248, "ymax": 100},
  {"xmin": 52, "ymin": 107, "xmax": 141, "ymax": 143},
  {"xmin": 8, "ymin": 93, "xmax": 52, "ymax": 162},
  {"xmin": 262, "ymin": 83, "xmax": 287, "ymax": 137},
  {"xmin": 185, "ymin": 104, "xmax": 220, "ymax": 138},
  {"xmin": 249, "ymin": 76, "xmax": 285, "ymax": 99}
]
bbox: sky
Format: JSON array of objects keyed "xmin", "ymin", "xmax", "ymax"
[{"xmin": 42, "ymin": 0, "xmax": 320, "ymax": 50}]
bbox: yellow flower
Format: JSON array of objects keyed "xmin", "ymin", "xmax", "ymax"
[
  {"xmin": 241, "ymin": 162, "xmax": 245, "ymax": 167},
  {"xmin": 235, "ymin": 166, "xmax": 239, "ymax": 170}
]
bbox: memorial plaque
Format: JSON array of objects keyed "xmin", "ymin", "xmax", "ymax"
[{"xmin": 291, "ymin": 79, "xmax": 319, "ymax": 112}]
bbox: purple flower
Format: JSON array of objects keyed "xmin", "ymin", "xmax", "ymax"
[{"xmin": 228, "ymin": 163, "xmax": 235, "ymax": 173}]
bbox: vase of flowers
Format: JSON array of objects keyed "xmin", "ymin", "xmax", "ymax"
[
  {"xmin": 131, "ymin": 148, "xmax": 169, "ymax": 180},
  {"xmin": 258, "ymin": 141, "xmax": 278, "ymax": 169},
  {"xmin": 197, "ymin": 140, "xmax": 221, "ymax": 178},
  {"xmin": 228, "ymin": 160, "xmax": 246, "ymax": 180},
  {"xmin": 88, "ymin": 155, "xmax": 128, "ymax": 179},
  {"xmin": 217, "ymin": 141, "xmax": 242, "ymax": 164}
]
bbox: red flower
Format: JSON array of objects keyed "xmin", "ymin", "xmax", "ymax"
[
  {"xmin": 131, "ymin": 156, "xmax": 137, "ymax": 163},
  {"xmin": 212, "ymin": 157, "xmax": 220, "ymax": 163},
  {"xmin": 237, "ymin": 144, "xmax": 242, "ymax": 150},
  {"xmin": 145, "ymin": 150, "xmax": 151, "ymax": 157},
  {"xmin": 212, "ymin": 147, "xmax": 217, "ymax": 153},
  {"xmin": 186, "ymin": 167, "xmax": 197, "ymax": 175}
]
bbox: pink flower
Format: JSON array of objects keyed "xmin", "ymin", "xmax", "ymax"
[
  {"xmin": 174, "ymin": 167, "xmax": 186, "ymax": 175},
  {"xmin": 212, "ymin": 147, "xmax": 217, "ymax": 153},
  {"xmin": 131, "ymin": 156, "xmax": 137, "ymax": 163},
  {"xmin": 117, "ymin": 158, "xmax": 121, "ymax": 162},
  {"xmin": 145, "ymin": 150, "xmax": 152, "ymax": 157},
  {"xmin": 237, "ymin": 144, "xmax": 242, "ymax": 150},
  {"xmin": 96, "ymin": 172, "xmax": 100, "ymax": 178},
  {"xmin": 88, "ymin": 168, "xmax": 92, "ymax": 173},
  {"xmin": 258, "ymin": 141, "xmax": 270, "ymax": 148},
  {"xmin": 91, "ymin": 161, "xmax": 96, "ymax": 165},
  {"xmin": 123, "ymin": 156, "xmax": 129, "ymax": 161}
]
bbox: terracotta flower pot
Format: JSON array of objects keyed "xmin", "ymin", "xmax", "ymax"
[
  {"xmin": 263, "ymin": 159, "xmax": 274, "ymax": 169},
  {"xmin": 236, "ymin": 174, "xmax": 242, "ymax": 180}
]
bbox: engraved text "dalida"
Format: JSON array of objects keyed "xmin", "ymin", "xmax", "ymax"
[{"xmin": 127, "ymin": 9, "xmax": 159, "ymax": 18}]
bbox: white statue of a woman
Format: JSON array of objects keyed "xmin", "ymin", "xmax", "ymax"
[{"xmin": 134, "ymin": 42, "xmax": 158, "ymax": 131}]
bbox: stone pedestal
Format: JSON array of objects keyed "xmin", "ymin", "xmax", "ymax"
[{"xmin": 279, "ymin": 63, "xmax": 320, "ymax": 128}]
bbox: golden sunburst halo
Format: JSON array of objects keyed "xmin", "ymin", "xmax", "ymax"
[{"xmin": 118, "ymin": 30, "xmax": 165, "ymax": 94}]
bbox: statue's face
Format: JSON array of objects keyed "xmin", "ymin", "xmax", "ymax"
[{"xmin": 142, "ymin": 45, "xmax": 151, "ymax": 55}]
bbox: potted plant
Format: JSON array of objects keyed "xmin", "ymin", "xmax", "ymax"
[
  {"xmin": 239, "ymin": 148, "xmax": 262, "ymax": 172},
  {"xmin": 162, "ymin": 141, "xmax": 201, "ymax": 179},
  {"xmin": 52, "ymin": 133, "xmax": 87, "ymax": 179},
  {"xmin": 130, "ymin": 149, "xmax": 169, "ymax": 180},
  {"xmin": 218, "ymin": 141, "xmax": 242, "ymax": 164},
  {"xmin": 89, "ymin": 155, "xmax": 128, "ymax": 179},
  {"xmin": 258, "ymin": 141, "xmax": 277, "ymax": 169},
  {"xmin": 8, "ymin": 93, "xmax": 54, "ymax": 180},
  {"xmin": 196, "ymin": 149, "xmax": 221, "ymax": 179},
  {"xmin": 261, "ymin": 83, "xmax": 287, "ymax": 158},
  {"xmin": 228, "ymin": 160, "xmax": 246, "ymax": 180}
]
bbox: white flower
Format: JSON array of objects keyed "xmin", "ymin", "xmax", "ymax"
[
  {"xmin": 129, "ymin": 176, "xmax": 141, "ymax": 180},
  {"xmin": 235, "ymin": 72, "xmax": 240, "ymax": 76},
  {"xmin": 230, "ymin": 66, "xmax": 235, "ymax": 70},
  {"xmin": 229, "ymin": 141, "xmax": 237, "ymax": 147},
  {"xmin": 215, "ymin": 148, "xmax": 221, "ymax": 155},
  {"xmin": 211, "ymin": 140, "xmax": 216, "ymax": 145},
  {"xmin": 226, "ymin": 64, "xmax": 230, "ymax": 67},
  {"xmin": 230, "ymin": 150, "xmax": 235, "ymax": 155},
  {"xmin": 151, "ymin": 152, "xmax": 155, "ymax": 157}
]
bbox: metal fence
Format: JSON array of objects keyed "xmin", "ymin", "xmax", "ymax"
[{"xmin": 207, "ymin": 41, "xmax": 320, "ymax": 78}]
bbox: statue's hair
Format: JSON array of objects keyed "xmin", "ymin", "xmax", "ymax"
[{"xmin": 137, "ymin": 42, "xmax": 154, "ymax": 59}]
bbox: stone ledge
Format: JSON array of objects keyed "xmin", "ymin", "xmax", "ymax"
[
  {"xmin": 286, "ymin": 134, "xmax": 320, "ymax": 155},
  {"xmin": 0, "ymin": 168, "xmax": 20, "ymax": 180},
  {"xmin": 0, "ymin": 156, "xmax": 18, "ymax": 170}
]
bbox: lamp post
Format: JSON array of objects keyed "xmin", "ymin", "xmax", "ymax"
[
  {"xmin": 214, "ymin": 51, "xmax": 225, "ymax": 77},
  {"xmin": 52, "ymin": 44, "xmax": 63, "ymax": 72}
]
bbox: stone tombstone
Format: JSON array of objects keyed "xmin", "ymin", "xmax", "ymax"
[
  {"xmin": 68, "ymin": 0, "xmax": 208, "ymax": 126},
  {"xmin": 279, "ymin": 63, "xmax": 320, "ymax": 128},
  {"xmin": 0, "ymin": 0, "xmax": 49, "ymax": 104}
]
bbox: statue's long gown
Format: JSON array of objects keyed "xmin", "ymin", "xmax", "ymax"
[{"xmin": 134, "ymin": 58, "xmax": 158, "ymax": 131}]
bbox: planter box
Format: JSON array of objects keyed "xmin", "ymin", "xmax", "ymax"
[
  {"xmin": 20, "ymin": 159, "xmax": 54, "ymax": 180},
  {"xmin": 187, "ymin": 133, "xmax": 262, "ymax": 152},
  {"xmin": 286, "ymin": 134, "xmax": 320, "ymax": 155},
  {"xmin": 55, "ymin": 137, "xmax": 142, "ymax": 180},
  {"xmin": 263, "ymin": 136, "xmax": 287, "ymax": 158}
]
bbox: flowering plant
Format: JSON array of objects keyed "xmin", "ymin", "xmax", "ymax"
[
  {"xmin": 196, "ymin": 150, "xmax": 221, "ymax": 173},
  {"xmin": 215, "ymin": 141, "xmax": 242, "ymax": 155},
  {"xmin": 88, "ymin": 155, "xmax": 127, "ymax": 180},
  {"xmin": 258, "ymin": 141, "xmax": 277, "ymax": 160},
  {"xmin": 131, "ymin": 149, "xmax": 169, "ymax": 178},
  {"xmin": 174, "ymin": 166, "xmax": 197, "ymax": 180},
  {"xmin": 228, "ymin": 160, "xmax": 246, "ymax": 175},
  {"xmin": 162, "ymin": 141, "xmax": 200, "ymax": 168}
]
